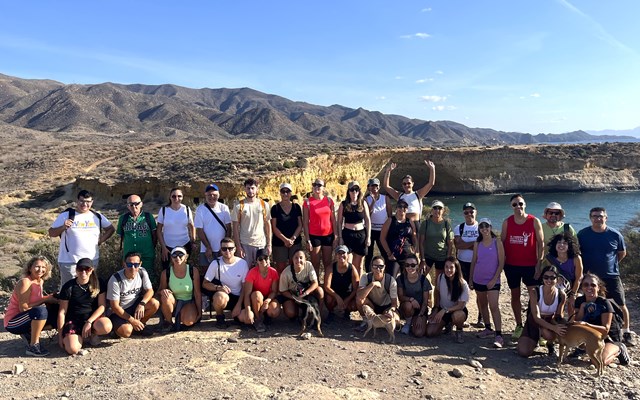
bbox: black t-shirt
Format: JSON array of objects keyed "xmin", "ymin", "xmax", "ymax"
[
  {"xmin": 574, "ymin": 295, "xmax": 620, "ymax": 341},
  {"xmin": 271, "ymin": 202, "xmax": 302, "ymax": 247},
  {"xmin": 58, "ymin": 278, "xmax": 107, "ymax": 324}
]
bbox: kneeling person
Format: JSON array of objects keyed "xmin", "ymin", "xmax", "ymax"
[
  {"xmin": 241, "ymin": 254, "xmax": 281, "ymax": 332},
  {"xmin": 158, "ymin": 247, "xmax": 202, "ymax": 332},
  {"xmin": 279, "ymin": 249, "xmax": 325, "ymax": 319},
  {"xmin": 356, "ymin": 256, "xmax": 399, "ymax": 330},
  {"xmin": 324, "ymin": 245, "xmax": 360, "ymax": 318}
]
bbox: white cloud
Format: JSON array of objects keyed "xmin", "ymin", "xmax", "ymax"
[
  {"xmin": 394, "ymin": 76, "xmax": 404, "ymax": 80},
  {"xmin": 432, "ymin": 105, "xmax": 457, "ymax": 111},
  {"xmin": 435, "ymin": 70, "xmax": 444, "ymax": 75},
  {"xmin": 421, "ymin": 95, "xmax": 447, "ymax": 102},
  {"xmin": 400, "ymin": 33, "xmax": 431, "ymax": 39},
  {"xmin": 421, "ymin": 7, "xmax": 432, "ymax": 12},
  {"xmin": 416, "ymin": 78, "xmax": 434, "ymax": 84},
  {"xmin": 530, "ymin": 93, "xmax": 541, "ymax": 98},
  {"xmin": 375, "ymin": 96, "xmax": 386, "ymax": 100}
]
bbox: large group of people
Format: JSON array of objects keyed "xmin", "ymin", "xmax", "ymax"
[{"xmin": 3, "ymin": 160, "xmax": 635, "ymax": 375}]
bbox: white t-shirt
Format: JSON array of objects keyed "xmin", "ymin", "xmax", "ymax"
[
  {"xmin": 107, "ymin": 268, "xmax": 152, "ymax": 310},
  {"xmin": 232, "ymin": 200, "xmax": 269, "ymax": 248},
  {"xmin": 204, "ymin": 257, "xmax": 249, "ymax": 296},
  {"xmin": 366, "ymin": 194, "xmax": 388, "ymax": 231},
  {"xmin": 51, "ymin": 209, "xmax": 113, "ymax": 264},
  {"xmin": 279, "ymin": 261, "xmax": 318, "ymax": 293},
  {"xmin": 437, "ymin": 273, "xmax": 470, "ymax": 309},
  {"xmin": 157, "ymin": 205, "xmax": 194, "ymax": 247},
  {"xmin": 195, "ymin": 202, "xmax": 231, "ymax": 252},
  {"xmin": 455, "ymin": 222, "xmax": 479, "ymax": 263}
]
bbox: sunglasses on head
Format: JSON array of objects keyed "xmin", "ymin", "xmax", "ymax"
[
  {"xmin": 221, "ymin": 247, "xmax": 235, "ymax": 252},
  {"xmin": 171, "ymin": 252, "xmax": 185, "ymax": 258},
  {"xmin": 125, "ymin": 262, "xmax": 141, "ymax": 268},
  {"xmin": 511, "ymin": 201, "xmax": 525, "ymax": 207}
]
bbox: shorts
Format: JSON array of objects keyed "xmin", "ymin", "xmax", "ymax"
[
  {"xmin": 223, "ymin": 293, "xmax": 241, "ymax": 311},
  {"xmin": 459, "ymin": 261, "xmax": 471, "ymax": 283},
  {"xmin": 473, "ymin": 282, "xmax": 501, "ymax": 292},
  {"xmin": 521, "ymin": 312, "xmax": 553, "ymax": 342},
  {"xmin": 602, "ymin": 276, "xmax": 626, "ymax": 306},
  {"xmin": 242, "ymin": 244, "xmax": 266, "ymax": 269},
  {"xmin": 425, "ymin": 258, "xmax": 446, "ymax": 270},
  {"xmin": 373, "ymin": 303, "xmax": 392, "ymax": 315},
  {"xmin": 5, "ymin": 306, "xmax": 48, "ymax": 335},
  {"xmin": 272, "ymin": 243, "xmax": 302, "ymax": 264},
  {"xmin": 309, "ymin": 234, "xmax": 334, "ymax": 247},
  {"xmin": 342, "ymin": 229, "xmax": 367, "ymax": 256},
  {"xmin": 109, "ymin": 298, "xmax": 144, "ymax": 331},
  {"xmin": 438, "ymin": 306, "xmax": 469, "ymax": 324},
  {"xmin": 504, "ymin": 264, "xmax": 539, "ymax": 289}
]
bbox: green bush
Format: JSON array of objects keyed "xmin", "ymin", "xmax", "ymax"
[{"xmin": 621, "ymin": 212, "xmax": 640, "ymax": 281}]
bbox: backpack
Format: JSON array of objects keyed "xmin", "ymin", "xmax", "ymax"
[
  {"xmin": 161, "ymin": 205, "xmax": 192, "ymax": 221},
  {"xmin": 164, "ymin": 264, "xmax": 194, "ymax": 286},
  {"xmin": 366, "ymin": 272, "xmax": 392, "ymax": 293},
  {"xmin": 112, "ymin": 267, "xmax": 150, "ymax": 293},
  {"xmin": 458, "ymin": 223, "xmax": 465, "ymax": 236},
  {"xmin": 398, "ymin": 274, "xmax": 427, "ymax": 292},
  {"xmin": 608, "ymin": 299, "xmax": 624, "ymax": 342},
  {"xmin": 238, "ymin": 198, "xmax": 268, "ymax": 225},
  {"xmin": 62, "ymin": 207, "xmax": 103, "ymax": 252}
]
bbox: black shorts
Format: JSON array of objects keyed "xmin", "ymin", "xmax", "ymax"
[
  {"xmin": 425, "ymin": 258, "xmax": 446, "ymax": 270},
  {"xmin": 473, "ymin": 282, "xmax": 501, "ymax": 292},
  {"xmin": 602, "ymin": 276, "xmax": 626, "ymax": 306},
  {"xmin": 309, "ymin": 234, "xmax": 334, "ymax": 247},
  {"xmin": 110, "ymin": 299, "xmax": 144, "ymax": 331},
  {"xmin": 521, "ymin": 312, "xmax": 553, "ymax": 342},
  {"xmin": 342, "ymin": 228, "xmax": 367, "ymax": 256},
  {"xmin": 504, "ymin": 264, "xmax": 539, "ymax": 289},
  {"xmin": 438, "ymin": 306, "xmax": 469, "ymax": 324},
  {"xmin": 223, "ymin": 293, "xmax": 241, "ymax": 311},
  {"xmin": 373, "ymin": 303, "xmax": 393, "ymax": 314},
  {"xmin": 459, "ymin": 260, "xmax": 471, "ymax": 282}
]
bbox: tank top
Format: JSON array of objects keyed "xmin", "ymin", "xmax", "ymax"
[
  {"xmin": 504, "ymin": 214, "xmax": 538, "ymax": 266},
  {"xmin": 366, "ymin": 194, "xmax": 387, "ymax": 231},
  {"xmin": 399, "ymin": 192, "xmax": 422, "ymax": 215},
  {"xmin": 537, "ymin": 286, "xmax": 559, "ymax": 316},
  {"xmin": 553, "ymin": 257, "xmax": 576, "ymax": 282},
  {"xmin": 330, "ymin": 262, "xmax": 353, "ymax": 298},
  {"xmin": 473, "ymin": 238, "xmax": 501, "ymax": 285},
  {"xmin": 387, "ymin": 217, "xmax": 414, "ymax": 258},
  {"xmin": 304, "ymin": 196, "xmax": 334, "ymax": 236},
  {"xmin": 342, "ymin": 202, "xmax": 365, "ymax": 224},
  {"xmin": 4, "ymin": 279, "xmax": 43, "ymax": 327},
  {"xmin": 169, "ymin": 266, "xmax": 194, "ymax": 301}
]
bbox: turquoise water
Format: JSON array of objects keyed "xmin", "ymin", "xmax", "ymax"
[{"xmin": 433, "ymin": 191, "xmax": 640, "ymax": 231}]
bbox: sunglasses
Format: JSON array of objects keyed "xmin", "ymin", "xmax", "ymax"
[
  {"xmin": 221, "ymin": 247, "xmax": 235, "ymax": 252},
  {"xmin": 312, "ymin": 183, "xmax": 323, "ymax": 188},
  {"xmin": 432, "ymin": 206, "xmax": 443, "ymax": 210},
  {"xmin": 547, "ymin": 211, "xmax": 561, "ymax": 216},
  {"xmin": 590, "ymin": 215, "xmax": 605, "ymax": 219},
  {"xmin": 349, "ymin": 187, "xmax": 360, "ymax": 192},
  {"xmin": 511, "ymin": 202, "xmax": 525, "ymax": 207},
  {"xmin": 171, "ymin": 252, "xmax": 185, "ymax": 258},
  {"xmin": 280, "ymin": 189, "xmax": 291, "ymax": 194},
  {"xmin": 463, "ymin": 210, "xmax": 474, "ymax": 215},
  {"xmin": 125, "ymin": 262, "xmax": 141, "ymax": 268},
  {"xmin": 257, "ymin": 257, "xmax": 270, "ymax": 262},
  {"xmin": 76, "ymin": 266, "xmax": 92, "ymax": 273},
  {"xmin": 336, "ymin": 251, "xmax": 347, "ymax": 255},
  {"xmin": 404, "ymin": 263, "xmax": 418, "ymax": 268},
  {"xmin": 78, "ymin": 200, "xmax": 93, "ymax": 205},
  {"xmin": 582, "ymin": 282, "xmax": 597, "ymax": 288},
  {"xmin": 479, "ymin": 224, "xmax": 491, "ymax": 229},
  {"xmin": 128, "ymin": 202, "xmax": 141, "ymax": 207},
  {"xmin": 542, "ymin": 275, "xmax": 557, "ymax": 280},
  {"xmin": 371, "ymin": 264, "xmax": 385, "ymax": 270}
]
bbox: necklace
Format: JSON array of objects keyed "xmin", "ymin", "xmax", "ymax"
[{"xmin": 78, "ymin": 282, "xmax": 90, "ymax": 292}]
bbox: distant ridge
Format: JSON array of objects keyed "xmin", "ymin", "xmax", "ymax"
[{"xmin": 0, "ymin": 73, "xmax": 634, "ymax": 145}]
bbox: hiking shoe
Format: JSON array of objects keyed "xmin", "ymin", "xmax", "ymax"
[
  {"xmin": 568, "ymin": 347, "xmax": 586, "ymax": 358},
  {"xmin": 473, "ymin": 316, "xmax": 484, "ymax": 328},
  {"xmin": 401, "ymin": 323, "xmax": 411, "ymax": 335},
  {"xmin": 623, "ymin": 332, "xmax": 638, "ymax": 347},
  {"xmin": 26, "ymin": 343, "xmax": 49, "ymax": 357},
  {"xmin": 618, "ymin": 343, "xmax": 631, "ymax": 365},
  {"xmin": 443, "ymin": 322, "xmax": 453, "ymax": 335},
  {"xmin": 476, "ymin": 328, "xmax": 494, "ymax": 338},
  {"xmin": 493, "ymin": 335, "xmax": 504, "ymax": 348},
  {"xmin": 511, "ymin": 325, "xmax": 524, "ymax": 342},
  {"xmin": 254, "ymin": 321, "xmax": 266, "ymax": 333},
  {"xmin": 216, "ymin": 315, "xmax": 229, "ymax": 329},
  {"xmin": 355, "ymin": 321, "xmax": 368, "ymax": 332},
  {"xmin": 134, "ymin": 327, "xmax": 154, "ymax": 337},
  {"xmin": 455, "ymin": 331, "xmax": 465, "ymax": 344},
  {"xmin": 547, "ymin": 342, "xmax": 557, "ymax": 357},
  {"xmin": 89, "ymin": 334, "xmax": 102, "ymax": 347}
]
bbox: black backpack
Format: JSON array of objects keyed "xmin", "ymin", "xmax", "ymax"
[
  {"xmin": 62, "ymin": 208, "xmax": 103, "ymax": 252},
  {"xmin": 366, "ymin": 272, "xmax": 392, "ymax": 293}
]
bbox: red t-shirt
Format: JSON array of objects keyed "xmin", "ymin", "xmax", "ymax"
[
  {"xmin": 504, "ymin": 214, "xmax": 538, "ymax": 266},
  {"xmin": 304, "ymin": 196, "xmax": 334, "ymax": 236},
  {"xmin": 245, "ymin": 266, "xmax": 279, "ymax": 296}
]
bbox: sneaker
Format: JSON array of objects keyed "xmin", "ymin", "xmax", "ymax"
[
  {"xmin": 25, "ymin": 343, "xmax": 50, "ymax": 357},
  {"xmin": 473, "ymin": 316, "xmax": 485, "ymax": 328},
  {"xmin": 215, "ymin": 315, "xmax": 228, "ymax": 329},
  {"xmin": 547, "ymin": 342, "xmax": 557, "ymax": 357},
  {"xmin": 254, "ymin": 320, "xmax": 266, "ymax": 333},
  {"xmin": 568, "ymin": 347, "xmax": 586, "ymax": 358},
  {"xmin": 89, "ymin": 334, "xmax": 102, "ymax": 347},
  {"xmin": 401, "ymin": 323, "xmax": 411, "ymax": 335},
  {"xmin": 493, "ymin": 335, "xmax": 504, "ymax": 348},
  {"xmin": 134, "ymin": 327, "xmax": 154, "ymax": 337},
  {"xmin": 355, "ymin": 321, "xmax": 368, "ymax": 332},
  {"xmin": 511, "ymin": 325, "xmax": 524, "ymax": 341},
  {"xmin": 443, "ymin": 322, "xmax": 453, "ymax": 335},
  {"xmin": 623, "ymin": 332, "xmax": 638, "ymax": 347},
  {"xmin": 160, "ymin": 320, "xmax": 174, "ymax": 334},
  {"xmin": 455, "ymin": 331, "xmax": 465, "ymax": 344},
  {"xmin": 618, "ymin": 342, "xmax": 631, "ymax": 365},
  {"xmin": 476, "ymin": 328, "xmax": 494, "ymax": 338}
]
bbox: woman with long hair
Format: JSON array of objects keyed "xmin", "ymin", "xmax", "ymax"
[
  {"xmin": 397, "ymin": 254, "xmax": 431, "ymax": 337},
  {"xmin": 57, "ymin": 258, "xmax": 112, "ymax": 354},
  {"xmin": 380, "ymin": 199, "xmax": 417, "ymax": 277},
  {"xmin": 427, "ymin": 256, "xmax": 469, "ymax": 343},
  {"xmin": 545, "ymin": 232, "xmax": 583, "ymax": 317},
  {"xmin": 157, "ymin": 188, "xmax": 196, "ymax": 272},
  {"xmin": 336, "ymin": 181, "xmax": 371, "ymax": 274},
  {"xmin": 158, "ymin": 247, "xmax": 202, "ymax": 332},
  {"xmin": 419, "ymin": 200, "xmax": 455, "ymax": 279},
  {"xmin": 270, "ymin": 183, "xmax": 303, "ymax": 274},
  {"xmin": 303, "ymin": 178, "xmax": 337, "ymax": 276}
]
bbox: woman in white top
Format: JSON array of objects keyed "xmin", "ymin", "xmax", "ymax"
[
  {"xmin": 364, "ymin": 178, "xmax": 392, "ymax": 272},
  {"xmin": 382, "ymin": 160, "xmax": 436, "ymax": 228},
  {"xmin": 157, "ymin": 188, "xmax": 196, "ymax": 270}
]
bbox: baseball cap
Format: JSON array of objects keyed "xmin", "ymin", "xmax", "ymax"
[
  {"xmin": 348, "ymin": 181, "xmax": 360, "ymax": 190},
  {"xmin": 280, "ymin": 183, "xmax": 293, "ymax": 191},
  {"xmin": 431, "ymin": 200, "xmax": 445, "ymax": 208},
  {"xmin": 76, "ymin": 258, "xmax": 93, "ymax": 268},
  {"xmin": 463, "ymin": 202, "xmax": 476, "ymax": 210},
  {"xmin": 335, "ymin": 245, "xmax": 350, "ymax": 254},
  {"xmin": 478, "ymin": 218, "xmax": 492, "ymax": 226},
  {"xmin": 205, "ymin": 184, "xmax": 219, "ymax": 192},
  {"xmin": 367, "ymin": 178, "xmax": 380, "ymax": 186}
]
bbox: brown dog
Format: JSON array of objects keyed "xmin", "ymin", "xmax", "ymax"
[
  {"xmin": 361, "ymin": 305, "xmax": 398, "ymax": 343},
  {"xmin": 557, "ymin": 322, "xmax": 606, "ymax": 376}
]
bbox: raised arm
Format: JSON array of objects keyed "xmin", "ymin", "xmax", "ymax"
[
  {"xmin": 415, "ymin": 160, "xmax": 436, "ymax": 199},
  {"xmin": 382, "ymin": 163, "xmax": 400, "ymax": 201}
]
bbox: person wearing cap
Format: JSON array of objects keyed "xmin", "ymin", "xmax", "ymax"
[
  {"xmin": 232, "ymin": 178, "xmax": 271, "ymax": 268},
  {"xmin": 107, "ymin": 252, "xmax": 160, "ymax": 338},
  {"xmin": 270, "ymin": 183, "xmax": 303, "ymax": 273},
  {"xmin": 324, "ymin": 245, "xmax": 360, "ymax": 319},
  {"xmin": 356, "ymin": 256, "xmax": 399, "ymax": 331},
  {"xmin": 117, "ymin": 194, "xmax": 158, "ymax": 287},
  {"xmin": 157, "ymin": 247, "xmax": 201, "ymax": 332},
  {"xmin": 454, "ymin": 202, "xmax": 481, "ymax": 327},
  {"xmin": 241, "ymin": 253, "xmax": 281, "ymax": 332},
  {"xmin": 419, "ymin": 200, "xmax": 455, "ymax": 279},
  {"xmin": 157, "ymin": 188, "xmax": 196, "ymax": 271},
  {"xmin": 380, "ymin": 199, "xmax": 418, "ymax": 277},
  {"xmin": 365, "ymin": 177, "xmax": 392, "ymax": 272},
  {"xmin": 195, "ymin": 183, "xmax": 231, "ymax": 269},
  {"xmin": 336, "ymin": 181, "xmax": 371, "ymax": 274},
  {"xmin": 500, "ymin": 194, "xmax": 544, "ymax": 342},
  {"xmin": 382, "ymin": 160, "xmax": 436, "ymax": 230},
  {"xmin": 57, "ymin": 258, "xmax": 112, "ymax": 354},
  {"xmin": 303, "ymin": 178, "xmax": 337, "ymax": 276},
  {"xmin": 541, "ymin": 202, "xmax": 577, "ymax": 250}
]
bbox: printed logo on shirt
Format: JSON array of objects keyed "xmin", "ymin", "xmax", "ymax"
[
  {"xmin": 72, "ymin": 220, "xmax": 98, "ymax": 229},
  {"xmin": 509, "ymin": 231, "xmax": 531, "ymax": 247},
  {"xmin": 120, "ymin": 287, "xmax": 142, "ymax": 297}
]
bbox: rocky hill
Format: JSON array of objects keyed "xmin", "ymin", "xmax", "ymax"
[{"xmin": 0, "ymin": 73, "xmax": 632, "ymax": 145}]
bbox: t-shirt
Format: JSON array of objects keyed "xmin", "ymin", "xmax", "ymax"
[
  {"xmin": 578, "ymin": 227, "xmax": 626, "ymax": 277},
  {"xmin": 503, "ymin": 214, "xmax": 538, "ymax": 267},
  {"xmin": 204, "ymin": 257, "xmax": 249, "ymax": 296},
  {"xmin": 59, "ymin": 278, "xmax": 107, "ymax": 323},
  {"xmin": 107, "ymin": 268, "xmax": 152, "ymax": 310},
  {"xmin": 168, "ymin": 265, "xmax": 195, "ymax": 301},
  {"xmin": 157, "ymin": 205, "xmax": 194, "ymax": 248},
  {"xmin": 397, "ymin": 274, "xmax": 432, "ymax": 306},
  {"xmin": 279, "ymin": 261, "xmax": 318, "ymax": 293},
  {"xmin": 419, "ymin": 219, "xmax": 454, "ymax": 261},
  {"xmin": 195, "ymin": 202, "xmax": 231, "ymax": 252},
  {"xmin": 51, "ymin": 209, "xmax": 113, "ymax": 263},
  {"xmin": 304, "ymin": 196, "xmax": 334, "ymax": 236},
  {"xmin": 232, "ymin": 200, "xmax": 268, "ymax": 248},
  {"xmin": 542, "ymin": 222, "xmax": 578, "ymax": 249},
  {"xmin": 436, "ymin": 273, "xmax": 470, "ymax": 309},
  {"xmin": 575, "ymin": 296, "xmax": 620, "ymax": 341},
  {"xmin": 270, "ymin": 202, "xmax": 302, "ymax": 247},
  {"xmin": 245, "ymin": 266, "xmax": 279, "ymax": 297},
  {"xmin": 366, "ymin": 194, "xmax": 388, "ymax": 231},
  {"xmin": 358, "ymin": 273, "xmax": 398, "ymax": 307},
  {"xmin": 117, "ymin": 212, "xmax": 157, "ymax": 259},
  {"xmin": 456, "ymin": 222, "xmax": 479, "ymax": 263}
]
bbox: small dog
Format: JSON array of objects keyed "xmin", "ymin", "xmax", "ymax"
[
  {"xmin": 361, "ymin": 305, "xmax": 398, "ymax": 343},
  {"xmin": 291, "ymin": 294, "xmax": 323, "ymax": 337},
  {"xmin": 556, "ymin": 321, "xmax": 607, "ymax": 376}
]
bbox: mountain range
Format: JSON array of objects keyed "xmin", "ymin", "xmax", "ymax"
[{"xmin": 0, "ymin": 73, "xmax": 634, "ymax": 145}]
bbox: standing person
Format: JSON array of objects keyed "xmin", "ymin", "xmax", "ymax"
[
  {"xmin": 117, "ymin": 194, "xmax": 158, "ymax": 287},
  {"xmin": 279, "ymin": 249, "xmax": 325, "ymax": 320},
  {"xmin": 324, "ymin": 245, "xmax": 360, "ymax": 319},
  {"xmin": 232, "ymin": 178, "xmax": 271, "ymax": 268},
  {"xmin": 501, "ymin": 194, "xmax": 544, "ymax": 342},
  {"xmin": 397, "ymin": 254, "xmax": 431, "ymax": 337},
  {"xmin": 195, "ymin": 183, "xmax": 231, "ymax": 273},
  {"xmin": 303, "ymin": 178, "xmax": 337, "ymax": 276},
  {"xmin": 4, "ymin": 256, "xmax": 58, "ymax": 357},
  {"xmin": 545, "ymin": 233, "xmax": 583, "ymax": 317},
  {"xmin": 469, "ymin": 218, "xmax": 505, "ymax": 348},
  {"xmin": 578, "ymin": 207, "xmax": 635, "ymax": 346},
  {"xmin": 419, "ymin": 200, "xmax": 455, "ymax": 280},
  {"xmin": 380, "ymin": 199, "xmax": 418, "ymax": 277},
  {"xmin": 364, "ymin": 177, "xmax": 392, "ymax": 272},
  {"xmin": 426, "ymin": 257, "xmax": 470, "ymax": 343},
  {"xmin": 541, "ymin": 202, "xmax": 577, "ymax": 249},
  {"xmin": 57, "ymin": 258, "xmax": 112, "ymax": 354},
  {"xmin": 336, "ymin": 181, "xmax": 371, "ymax": 274},
  {"xmin": 271, "ymin": 183, "xmax": 303, "ymax": 274},
  {"xmin": 382, "ymin": 160, "xmax": 436, "ymax": 230},
  {"xmin": 48, "ymin": 189, "xmax": 115, "ymax": 288},
  {"xmin": 107, "ymin": 252, "xmax": 160, "ymax": 338},
  {"xmin": 454, "ymin": 202, "xmax": 481, "ymax": 327},
  {"xmin": 241, "ymin": 254, "xmax": 281, "ymax": 332},
  {"xmin": 157, "ymin": 188, "xmax": 196, "ymax": 270},
  {"xmin": 157, "ymin": 247, "xmax": 201, "ymax": 332}
]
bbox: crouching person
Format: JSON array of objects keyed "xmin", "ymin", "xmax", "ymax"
[
  {"xmin": 108, "ymin": 252, "xmax": 160, "ymax": 338},
  {"xmin": 241, "ymin": 254, "xmax": 281, "ymax": 332},
  {"xmin": 279, "ymin": 249, "xmax": 324, "ymax": 319},
  {"xmin": 355, "ymin": 256, "xmax": 399, "ymax": 331},
  {"xmin": 158, "ymin": 247, "xmax": 202, "ymax": 332}
]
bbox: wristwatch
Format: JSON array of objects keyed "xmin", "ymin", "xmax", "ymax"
[
  {"xmin": 443, "ymin": 307, "xmax": 449, "ymax": 314},
  {"xmin": 139, "ymin": 301, "xmax": 146, "ymax": 306}
]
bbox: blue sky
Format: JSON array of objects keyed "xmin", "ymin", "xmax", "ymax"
[{"xmin": 1, "ymin": 1, "xmax": 639, "ymax": 134}]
